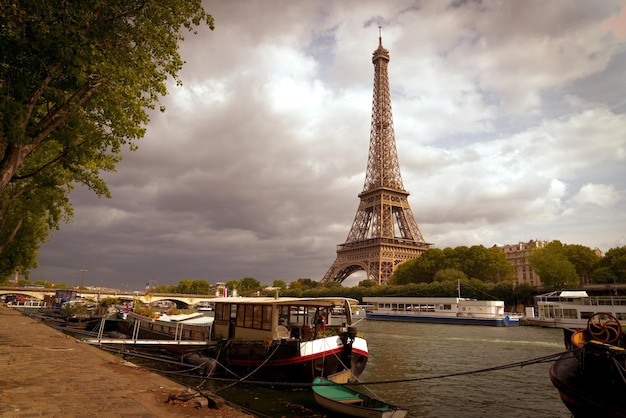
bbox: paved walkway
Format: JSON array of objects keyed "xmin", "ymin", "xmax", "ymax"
[{"xmin": 0, "ymin": 305, "xmax": 250, "ymax": 417}]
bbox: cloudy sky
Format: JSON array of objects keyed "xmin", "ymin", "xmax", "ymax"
[{"xmin": 30, "ymin": 0, "xmax": 626, "ymax": 290}]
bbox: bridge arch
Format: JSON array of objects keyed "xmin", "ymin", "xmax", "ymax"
[
  {"xmin": 0, "ymin": 287, "xmax": 217, "ymax": 308},
  {"xmin": 0, "ymin": 289, "xmax": 51, "ymax": 301},
  {"xmin": 138, "ymin": 294, "xmax": 216, "ymax": 309}
]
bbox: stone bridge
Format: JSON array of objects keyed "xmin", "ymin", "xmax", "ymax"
[{"xmin": 0, "ymin": 286, "xmax": 216, "ymax": 308}]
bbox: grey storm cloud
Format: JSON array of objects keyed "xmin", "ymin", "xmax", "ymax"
[{"xmin": 31, "ymin": 0, "xmax": 626, "ymax": 290}]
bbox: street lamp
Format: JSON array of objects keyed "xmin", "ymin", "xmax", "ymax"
[{"xmin": 80, "ymin": 268, "xmax": 88, "ymax": 288}]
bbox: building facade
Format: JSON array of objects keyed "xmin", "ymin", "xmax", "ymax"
[{"xmin": 497, "ymin": 240, "xmax": 548, "ymax": 287}]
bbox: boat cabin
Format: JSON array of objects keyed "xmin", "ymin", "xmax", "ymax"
[
  {"xmin": 363, "ymin": 296, "xmax": 506, "ymax": 319},
  {"xmin": 211, "ymin": 297, "xmax": 355, "ymax": 342},
  {"xmin": 533, "ymin": 291, "xmax": 626, "ymax": 322}
]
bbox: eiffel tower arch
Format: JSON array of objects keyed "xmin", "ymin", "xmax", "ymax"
[{"xmin": 321, "ymin": 33, "xmax": 433, "ymax": 286}]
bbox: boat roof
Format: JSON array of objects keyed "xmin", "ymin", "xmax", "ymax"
[
  {"xmin": 538, "ymin": 291, "xmax": 589, "ymax": 298},
  {"xmin": 558, "ymin": 291, "xmax": 589, "ymax": 298},
  {"xmin": 210, "ymin": 296, "xmax": 358, "ymax": 307},
  {"xmin": 157, "ymin": 313, "xmax": 214, "ymax": 325},
  {"xmin": 363, "ymin": 296, "xmax": 504, "ymax": 304}
]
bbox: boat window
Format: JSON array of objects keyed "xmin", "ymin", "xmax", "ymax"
[
  {"xmin": 253, "ymin": 305, "xmax": 263, "ymax": 329},
  {"xmin": 262, "ymin": 305, "xmax": 272, "ymax": 330},
  {"xmin": 290, "ymin": 306, "xmax": 306, "ymax": 325},
  {"xmin": 443, "ymin": 304, "xmax": 451, "ymax": 310},
  {"xmin": 279, "ymin": 306, "xmax": 289, "ymax": 324},
  {"xmin": 244, "ymin": 305, "xmax": 254, "ymax": 328},
  {"xmin": 236, "ymin": 305, "xmax": 245, "ymax": 326},
  {"xmin": 562, "ymin": 309, "xmax": 577, "ymax": 319},
  {"xmin": 545, "ymin": 307, "xmax": 554, "ymax": 319},
  {"xmin": 580, "ymin": 311, "xmax": 594, "ymax": 319},
  {"xmin": 233, "ymin": 304, "xmax": 274, "ymax": 331},
  {"xmin": 215, "ymin": 303, "xmax": 230, "ymax": 321}
]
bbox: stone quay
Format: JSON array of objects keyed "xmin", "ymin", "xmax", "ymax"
[{"xmin": 0, "ymin": 305, "xmax": 250, "ymax": 417}]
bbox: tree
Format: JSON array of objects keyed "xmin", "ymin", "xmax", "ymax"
[
  {"xmin": 189, "ymin": 279, "xmax": 211, "ymax": 295},
  {"xmin": 289, "ymin": 278, "xmax": 317, "ymax": 290},
  {"xmin": 594, "ymin": 246, "xmax": 626, "ymax": 284},
  {"xmin": 591, "ymin": 266, "xmax": 615, "ymax": 284},
  {"xmin": 433, "ymin": 268, "xmax": 467, "ymax": 282},
  {"xmin": 322, "ymin": 281, "xmax": 343, "ymax": 290},
  {"xmin": 358, "ymin": 280, "xmax": 378, "ymax": 287},
  {"xmin": 513, "ymin": 283, "xmax": 535, "ymax": 307},
  {"xmin": 0, "ymin": 2, "xmax": 214, "ymax": 279},
  {"xmin": 528, "ymin": 242, "xmax": 578, "ymax": 290},
  {"xmin": 240, "ymin": 277, "xmax": 261, "ymax": 293},
  {"xmin": 175, "ymin": 279, "xmax": 193, "ymax": 294},
  {"xmin": 272, "ymin": 280, "xmax": 287, "ymax": 291},
  {"xmin": 465, "ymin": 245, "xmax": 515, "ymax": 283},
  {"xmin": 391, "ymin": 248, "xmax": 448, "ymax": 284},
  {"xmin": 225, "ymin": 280, "xmax": 240, "ymax": 293},
  {"xmin": 390, "ymin": 245, "xmax": 514, "ymax": 285},
  {"xmin": 154, "ymin": 283, "xmax": 173, "ymax": 293},
  {"xmin": 561, "ymin": 244, "xmax": 601, "ymax": 285}
]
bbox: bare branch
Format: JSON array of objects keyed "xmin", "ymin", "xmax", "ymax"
[
  {"xmin": 19, "ymin": 74, "xmax": 54, "ymax": 132},
  {"xmin": 31, "ymin": 83, "xmax": 101, "ymax": 145},
  {"xmin": 11, "ymin": 151, "xmax": 68, "ymax": 182},
  {"xmin": 0, "ymin": 215, "xmax": 23, "ymax": 254}
]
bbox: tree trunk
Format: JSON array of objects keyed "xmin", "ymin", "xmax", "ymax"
[{"xmin": 0, "ymin": 143, "xmax": 37, "ymax": 193}]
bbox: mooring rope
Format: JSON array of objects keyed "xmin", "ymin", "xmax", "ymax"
[
  {"xmin": 101, "ymin": 344, "xmax": 571, "ymax": 388},
  {"xmin": 213, "ymin": 342, "xmax": 283, "ymax": 393},
  {"xmin": 340, "ymin": 350, "xmax": 572, "ymax": 387},
  {"xmin": 612, "ymin": 355, "xmax": 626, "ymax": 385}
]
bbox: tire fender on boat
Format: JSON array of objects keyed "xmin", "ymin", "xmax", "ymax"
[{"xmin": 351, "ymin": 354, "xmax": 367, "ymax": 377}]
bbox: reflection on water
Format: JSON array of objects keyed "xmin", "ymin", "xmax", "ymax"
[{"xmin": 166, "ymin": 320, "xmax": 572, "ymax": 417}]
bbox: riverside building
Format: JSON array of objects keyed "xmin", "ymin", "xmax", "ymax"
[{"xmin": 497, "ymin": 240, "xmax": 548, "ymax": 287}]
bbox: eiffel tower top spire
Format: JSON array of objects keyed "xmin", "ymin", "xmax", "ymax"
[{"xmin": 363, "ymin": 28, "xmax": 404, "ymax": 194}]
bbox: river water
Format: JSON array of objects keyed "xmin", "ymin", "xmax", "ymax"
[{"xmin": 169, "ymin": 319, "xmax": 572, "ymax": 417}]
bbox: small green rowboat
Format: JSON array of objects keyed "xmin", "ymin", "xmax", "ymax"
[{"xmin": 312, "ymin": 377, "xmax": 408, "ymax": 418}]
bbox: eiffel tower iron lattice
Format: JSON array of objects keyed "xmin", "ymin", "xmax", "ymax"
[{"xmin": 321, "ymin": 34, "xmax": 433, "ymax": 285}]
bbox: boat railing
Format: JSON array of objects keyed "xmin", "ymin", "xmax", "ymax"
[
  {"xmin": 535, "ymin": 295, "xmax": 626, "ymax": 306},
  {"xmin": 86, "ymin": 315, "xmax": 213, "ymax": 346}
]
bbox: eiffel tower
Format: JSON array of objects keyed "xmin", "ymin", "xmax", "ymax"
[{"xmin": 321, "ymin": 33, "xmax": 432, "ymax": 285}]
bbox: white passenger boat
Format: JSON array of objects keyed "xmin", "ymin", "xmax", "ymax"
[
  {"xmin": 6, "ymin": 298, "xmax": 46, "ymax": 308},
  {"xmin": 194, "ymin": 301, "xmax": 214, "ymax": 311},
  {"xmin": 363, "ymin": 296, "xmax": 519, "ymax": 327},
  {"xmin": 524, "ymin": 290, "xmax": 626, "ymax": 329}
]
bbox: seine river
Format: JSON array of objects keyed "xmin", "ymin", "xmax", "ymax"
[{"xmin": 185, "ymin": 319, "xmax": 573, "ymax": 417}]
